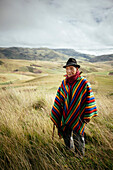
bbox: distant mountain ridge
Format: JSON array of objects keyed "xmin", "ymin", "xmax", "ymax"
[
  {"xmin": 53, "ymin": 48, "xmax": 92, "ymax": 59},
  {"xmin": 89, "ymin": 54, "xmax": 113, "ymax": 62},
  {"xmin": 0, "ymin": 47, "xmax": 64, "ymax": 60},
  {"xmin": 0, "ymin": 47, "xmax": 113, "ymax": 62},
  {"xmin": 0, "ymin": 47, "xmax": 93, "ymax": 61}
]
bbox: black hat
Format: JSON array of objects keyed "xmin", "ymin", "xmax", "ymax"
[{"xmin": 63, "ymin": 58, "xmax": 80, "ymax": 68}]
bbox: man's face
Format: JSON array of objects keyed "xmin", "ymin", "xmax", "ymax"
[{"xmin": 66, "ymin": 66, "xmax": 78, "ymax": 77}]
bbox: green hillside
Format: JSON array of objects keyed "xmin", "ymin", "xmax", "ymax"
[
  {"xmin": 1, "ymin": 47, "xmax": 113, "ymax": 63},
  {"xmin": 0, "ymin": 47, "xmax": 68, "ymax": 61},
  {"xmin": 90, "ymin": 54, "xmax": 113, "ymax": 62},
  {"xmin": 0, "ymin": 47, "xmax": 93, "ymax": 61},
  {"xmin": 53, "ymin": 48, "xmax": 93, "ymax": 59}
]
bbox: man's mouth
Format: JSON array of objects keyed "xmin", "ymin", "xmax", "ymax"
[{"xmin": 68, "ymin": 74, "xmax": 73, "ymax": 77}]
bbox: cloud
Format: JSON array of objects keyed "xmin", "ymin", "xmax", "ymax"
[{"xmin": 0, "ymin": 0, "xmax": 113, "ymax": 55}]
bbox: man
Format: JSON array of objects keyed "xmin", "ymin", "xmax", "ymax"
[{"xmin": 50, "ymin": 58, "xmax": 98, "ymax": 157}]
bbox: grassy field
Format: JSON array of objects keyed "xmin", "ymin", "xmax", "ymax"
[{"xmin": 0, "ymin": 59, "xmax": 113, "ymax": 170}]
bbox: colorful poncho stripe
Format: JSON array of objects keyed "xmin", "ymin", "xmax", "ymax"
[{"xmin": 50, "ymin": 76, "xmax": 98, "ymax": 136}]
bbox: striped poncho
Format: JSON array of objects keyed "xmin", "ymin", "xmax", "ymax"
[{"xmin": 50, "ymin": 76, "xmax": 98, "ymax": 136}]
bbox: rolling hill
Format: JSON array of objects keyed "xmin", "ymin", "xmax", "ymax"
[
  {"xmin": 0, "ymin": 47, "xmax": 113, "ymax": 62},
  {"xmin": 53, "ymin": 48, "xmax": 93, "ymax": 59},
  {"xmin": 89, "ymin": 54, "xmax": 113, "ymax": 62},
  {"xmin": 0, "ymin": 47, "xmax": 92, "ymax": 61},
  {"xmin": 0, "ymin": 47, "xmax": 66, "ymax": 60}
]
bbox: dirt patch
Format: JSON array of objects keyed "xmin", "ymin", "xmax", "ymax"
[
  {"xmin": 33, "ymin": 69, "xmax": 42, "ymax": 73},
  {"xmin": 0, "ymin": 76, "xmax": 7, "ymax": 81},
  {"xmin": 109, "ymin": 72, "xmax": 113, "ymax": 76},
  {"xmin": 30, "ymin": 64, "xmax": 42, "ymax": 67},
  {"xmin": 0, "ymin": 60, "xmax": 4, "ymax": 65}
]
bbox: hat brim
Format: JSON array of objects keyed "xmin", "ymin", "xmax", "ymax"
[{"xmin": 63, "ymin": 63, "xmax": 80, "ymax": 68}]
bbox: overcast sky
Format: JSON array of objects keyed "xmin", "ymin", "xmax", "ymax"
[{"xmin": 0, "ymin": 0, "xmax": 113, "ymax": 55}]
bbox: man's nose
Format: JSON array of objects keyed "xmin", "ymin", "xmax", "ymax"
[{"xmin": 67, "ymin": 69, "xmax": 71, "ymax": 72}]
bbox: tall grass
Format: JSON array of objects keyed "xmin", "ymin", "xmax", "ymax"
[
  {"xmin": 0, "ymin": 88, "xmax": 57, "ymax": 169},
  {"xmin": 0, "ymin": 84, "xmax": 113, "ymax": 170},
  {"xmin": 0, "ymin": 58, "xmax": 113, "ymax": 170}
]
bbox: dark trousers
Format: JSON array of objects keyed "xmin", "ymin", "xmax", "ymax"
[{"xmin": 63, "ymin": 127, "xmax": 85, "ymax": 156}]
